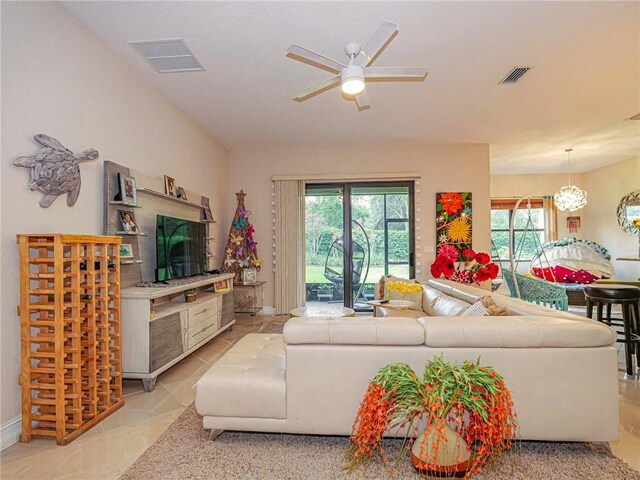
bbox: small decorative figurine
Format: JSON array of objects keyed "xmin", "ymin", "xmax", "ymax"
[{"xmin": 13, "ymin": 134, "xmax": 99, "ymax": 207}]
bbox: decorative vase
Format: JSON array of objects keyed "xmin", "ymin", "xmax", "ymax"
[
  {"xmin": 184, "ymin": 292, "xmax": 197, "ymax": 303},
  {"xmin": 411, "ymin": 423, "xmax": 471, "ymax": 478}
]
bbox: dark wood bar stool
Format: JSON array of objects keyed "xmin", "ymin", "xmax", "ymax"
[{"xmin": 584, "ymin": 284, "xmax": 640, "ymax": 376}]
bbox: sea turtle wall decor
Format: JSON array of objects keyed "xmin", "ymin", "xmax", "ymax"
[{"xmin": 13, "ymin": 134, "xmax": 99, "ymax": 208}]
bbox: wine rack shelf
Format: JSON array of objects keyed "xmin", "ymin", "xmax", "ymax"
[{"xmin": 17, "ymin": 234, "xmax": 124, "ymax": 445}]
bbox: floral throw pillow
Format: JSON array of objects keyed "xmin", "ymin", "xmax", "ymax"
[{"xmin": 386, "ymin": 280, "xmax": 423, "ymax": 311}]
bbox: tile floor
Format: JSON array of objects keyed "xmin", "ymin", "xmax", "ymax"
[{"xmin": 1, "ymin": 312, "xmax": 639, "ymax": 479}]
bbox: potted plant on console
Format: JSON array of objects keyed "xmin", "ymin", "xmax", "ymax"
[{"xmin": 346, "ymin": 356, "xmax": 518, "ymax": 478}]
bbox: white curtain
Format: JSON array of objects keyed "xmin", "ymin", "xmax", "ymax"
[
  {"xmin": 543, "ymin": 195, "xmax": 558, "ymax": 242},
  {"xmin": 273, "ymin": 180, "xmax": 305, "ymax": 314}
]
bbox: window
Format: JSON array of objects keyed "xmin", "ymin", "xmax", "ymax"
[{"xmin": 491, "ymin": 198, "xmax": 545, "ymax": 263}]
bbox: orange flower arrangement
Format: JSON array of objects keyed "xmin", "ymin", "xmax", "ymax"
[{"xmin": 345, "ymin": 357, "xmax": 518, "ymax": 478}]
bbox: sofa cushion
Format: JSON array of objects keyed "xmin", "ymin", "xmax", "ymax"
[
  {"xmin": 195, "ymin": 334, "xmax": 286, "ymax": 419},
  {"xmin": 419, "ymin": 316, "xmax": 615, "ymax": 348},
  {"xmin": 422, "ymin": 285, "xmax": 471, "ymax": 316},
  {"xmin": 375, "ymin": 306, "xmax": 425, "ymax": 319},
  {"xmin": 387, "ymin": 280, "xmax": 423, "ymax": 310},
  {"xmin": 283, "ymin": 316, "xmax": 425, "ymax": 346},
  {"xmin": 461, "ymin": 296, "xmax": 510, "ymax": 316}
]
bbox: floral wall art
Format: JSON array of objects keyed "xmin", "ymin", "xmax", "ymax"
[{"xmin": 436, "ymin": 192, "xmax": 472, "ymax": 261}]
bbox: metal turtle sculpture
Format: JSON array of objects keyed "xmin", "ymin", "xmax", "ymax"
[{"xmin": 14, "ymin": 134, "xmax": 99, "ymax": 207}]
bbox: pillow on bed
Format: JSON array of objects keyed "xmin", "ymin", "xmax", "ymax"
[
  {"xmin": 531, "ymin": 267, "xmax": 557, "ymax": 282},
  {"xmin": 461, "ymin": 296, "xmax": 510, "ymax": 317},
  {"xmin": 554, "ymin": 265, "xmax": 576, "ymax": 283}
]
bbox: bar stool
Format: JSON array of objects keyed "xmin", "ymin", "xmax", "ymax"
[{"xmin": 584, "ymin": 284, "xmax": 640, "ymax": 376}]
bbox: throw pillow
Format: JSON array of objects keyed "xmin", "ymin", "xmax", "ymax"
[
  {"xmin": 554, "ymin": 265, "xmax": 576, "ymax": 283},
  {"xmin": 531, "ymin": 267, "xmax": 556, "ymax": 282},
  {"xmin": 566, "ymin": 269, "xmax": 599, "ymax": 285},
  {"xmin": 386, "ymin": 280, "xmax": 423, "ymax": 311},
  {"xmin": 461, "ymin": 296, "xmax": 510, "ymax": 317}
]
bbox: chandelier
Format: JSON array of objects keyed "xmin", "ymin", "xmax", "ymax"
[{"xmin": 554, "ymin": 149, "xmax": 587, "ymax": 212}]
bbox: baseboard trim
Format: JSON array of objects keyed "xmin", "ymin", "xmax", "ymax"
[{"xmin": 1, "ymin": 415, "xmax": 21, "ymax": 451}]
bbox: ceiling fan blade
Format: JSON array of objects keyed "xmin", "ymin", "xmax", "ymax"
[
  {"xmin": 287, "ymin": 44, "xmax": 346, "ymax": 73},
  {"xmin": 355, "ymin": 21, "xmax": 399, "ymax": 67},
  {"xmin": 355, "ymin": 90, "xmax": 370, "ymax": 110},
  {"xmin": 293, "ymin": 75, "xmax": 341, "ymax": 100},
  {"xmin": 365, "ymin": 67, "xmax": 428, "ymax": 79}
]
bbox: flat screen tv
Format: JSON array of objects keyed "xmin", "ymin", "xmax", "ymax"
[{"xmin": 156, "ymin": 215, "xmax": 207, "ymax": 281}]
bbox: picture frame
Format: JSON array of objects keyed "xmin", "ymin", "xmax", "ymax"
[
  {"xmin": 176, "ymin": 186, "xmax": 187, "ymax": 200},
  {"xmin": 201, "ymin": 196, "xmax": 214, "ymax": 222},
  {"xmin": 164, "ymin": 175, "xmax": 177, "ymax": 197},
  {"xmin": 119, "ymin": 243, "xmax": 134, "ymax": 259},
  {"xmin": 117, "ymin": 173, "xmax": 137, "ymax": 205},
  {"xmin": 213, "ymin": 278, "xmax": 231, "ymax": 293},
  {"xmin": 242, "ymin": 268, "xmax": 257, "ymax": 285},
  {"xmin": 118, "ymin": 210, "xmax": 139, "ymax": 233}
]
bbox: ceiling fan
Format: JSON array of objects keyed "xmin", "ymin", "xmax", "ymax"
[{"xmin": 287, "ymin": 21, "xmax": 428, "ymax": 110}]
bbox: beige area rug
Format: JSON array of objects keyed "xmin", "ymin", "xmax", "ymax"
[{"xmin": 120, "ymin": 404, "xmax": 639, "ymax": 480}]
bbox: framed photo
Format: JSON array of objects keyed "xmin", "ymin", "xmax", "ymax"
[
  {"xmin": 164, "ymin": 175, "xmax": 177, "ymax": 197},
  {"xmin": 213, "ymin": 278, "xmax": 231, "ymax": 293},
  {"xmin": 242, "ymin": 268, "xmax": 257, "ymax": 285},
  {"xmin": 201, "ymin": 196, "xmax": 214, "ymax": 222},
  {"xmin": 119, "ymin": 243, "xmax": 134, "ymax": 259},
  {"xmin": 176, "ymin": 186, "xmax": 187, "ymax": 200},
  {"xmin": 117, "ymin": 173, "xmax": 137, "ymax": 205},
  {"xmin": 118, "ymin": 210, "xmax": 138, "ymax": 233}
]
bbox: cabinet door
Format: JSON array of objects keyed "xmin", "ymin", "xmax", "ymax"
[
  {"xmin": 149, "ymin": 312, "xmax": 185, "ymax": 372},
  {"xmin": 220, "ymin": 291, "xmax": 235, "ymax": 328}
]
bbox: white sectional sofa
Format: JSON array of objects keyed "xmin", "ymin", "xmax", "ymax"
[{"xmin": 195, "ymin": 279, "xmax": 619, "ymax": 441}]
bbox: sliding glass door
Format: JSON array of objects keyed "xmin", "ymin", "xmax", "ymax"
[{"xmin": 305, "ymin": 182, "xmax": 414, "ymax": 311}]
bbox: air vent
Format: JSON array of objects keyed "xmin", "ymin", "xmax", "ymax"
[
  {"xmin": 499, "ymin": 67, "xmax": 531, "ymax": 84},
  {"xmin": 628, "ymin": 113, "xmax": 640, "ymax": 120},
  {"xmin": 129, "ymin": 39, "xmax": 204, "ymax": 73}
]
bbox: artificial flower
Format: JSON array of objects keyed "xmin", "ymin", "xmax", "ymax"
[
  {"xmin": 238, "ymin": 206, "xmax": 251, "ymax": 218},
  {"xmin": 447, "ymin": 217, "xmax": 471, "ymax": 243},
  {"xmin": 439, "ymin": 192, "xmax": 464, "ymax": 215},
  {"xmin": 438, "ymin": 233, "xmax": 449, "ymax": 244},
  {"xmin": 430, "ymin": 251, "xmax": 499, "ymax": 286},
  {"xmin": 232, "ymin": 217, "xmax": 246, "ymax": 229},
  {"xmin": 437, "ymin": 244, "xmax": 459, "ymax": 261},
  {"xmin": 246, "ymin": 225, "xmax": 255, "ymax": 239}
]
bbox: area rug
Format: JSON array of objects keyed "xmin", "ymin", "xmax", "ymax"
[
  {"xmin": 120, "ymin": 404, "xmax": 639, "ymax": 480},
  {"xmin": 259, "ymin": 321, "xmax": 286, "ymax": 334}
]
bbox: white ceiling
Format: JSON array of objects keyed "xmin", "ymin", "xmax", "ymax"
[{"xmin": 62, "ymin": 1, "xmax": 640, "ymax": 174}]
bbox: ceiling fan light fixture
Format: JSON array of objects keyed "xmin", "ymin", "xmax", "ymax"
[{"xmin": 340, "ymin": 65, "xmax": 365, "ymax": 95}]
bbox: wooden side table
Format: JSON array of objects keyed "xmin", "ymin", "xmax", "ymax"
[{"xmin": 234, "ymin": 281, "xmax": 266, "ymax": 316}]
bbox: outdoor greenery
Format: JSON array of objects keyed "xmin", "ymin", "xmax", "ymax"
[
  {"xmin": 305, "ymin": 192, "xmax": 410, "ymax": 284},
  {"xmin": 491, "ymin": 208, "xmax": 544, "ymax": 262}
]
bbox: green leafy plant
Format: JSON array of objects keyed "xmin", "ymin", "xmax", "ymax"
[{"xmin": 346, "ymin": 356, "xmax": 518, "ymax": 478}]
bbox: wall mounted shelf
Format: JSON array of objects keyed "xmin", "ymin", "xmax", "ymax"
[
  {"xmin": 137, "ymin": 187, "xmax": 204, "ymax": 209},
  {"xmin": 115, "ymin": 231, "xmax": 148, "ymax": 237},
  {"xmin": 109, "ymin": 201, "xmax": 142, "ymax": 208}
]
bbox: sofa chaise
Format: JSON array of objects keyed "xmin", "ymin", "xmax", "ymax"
[{"xmin": 195, "ymin": 279, "xmax": 619, "ymax": 441}]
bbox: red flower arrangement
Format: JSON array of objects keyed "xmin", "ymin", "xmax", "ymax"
[{"xmin": 431, "ymin": 248, "xmax": 499, "ymax": 285}]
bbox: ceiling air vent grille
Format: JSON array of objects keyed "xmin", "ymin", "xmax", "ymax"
[
  {"xmin": 500, "ymin": 67, "xmax": 531, "ymax": 84},
  {"xmin": 129, "ymin": 39, "xmax": 204, "ymax": 73}
]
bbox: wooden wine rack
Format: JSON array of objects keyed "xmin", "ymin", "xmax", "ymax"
[{"xmin": 17, "ymin": 234, "xmax": 124, "ymax": 445}]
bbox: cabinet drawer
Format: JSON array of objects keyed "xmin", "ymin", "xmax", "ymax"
[
  {"xmin": 188, "ymin": 298, "xmax": 218, "ymax": 320},
  {"xmin": 187, "ymin": 321, "xmax": 218, "ymax": 350}
]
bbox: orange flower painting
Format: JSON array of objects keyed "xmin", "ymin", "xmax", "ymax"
[{"xmin": 436, "ymin": 192, "xmax": 472, "ymax": 261}]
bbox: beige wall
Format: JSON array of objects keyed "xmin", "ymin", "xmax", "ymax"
[
  {"xmin": 491, "ymin": 157, "xmax": 640, "ymax": 280},
  {"xmin": 228, "ymin": 144, "xmax": 491, "ymax": 307},
  {"xmin": 581, "ymin": 156, "xmax": 640, "ymax": 281},
  {"xmin": 1, "ymin": 2, "xmax": 228, "ymax": 428},
  {"xmin": 490, "ymin": 172, "xmax": 587, "ymax": 240}
]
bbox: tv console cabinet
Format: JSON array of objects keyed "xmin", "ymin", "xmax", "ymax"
[{"xmin": 121, "ymin": 273, "xmax": 235, "ymax": 392}]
